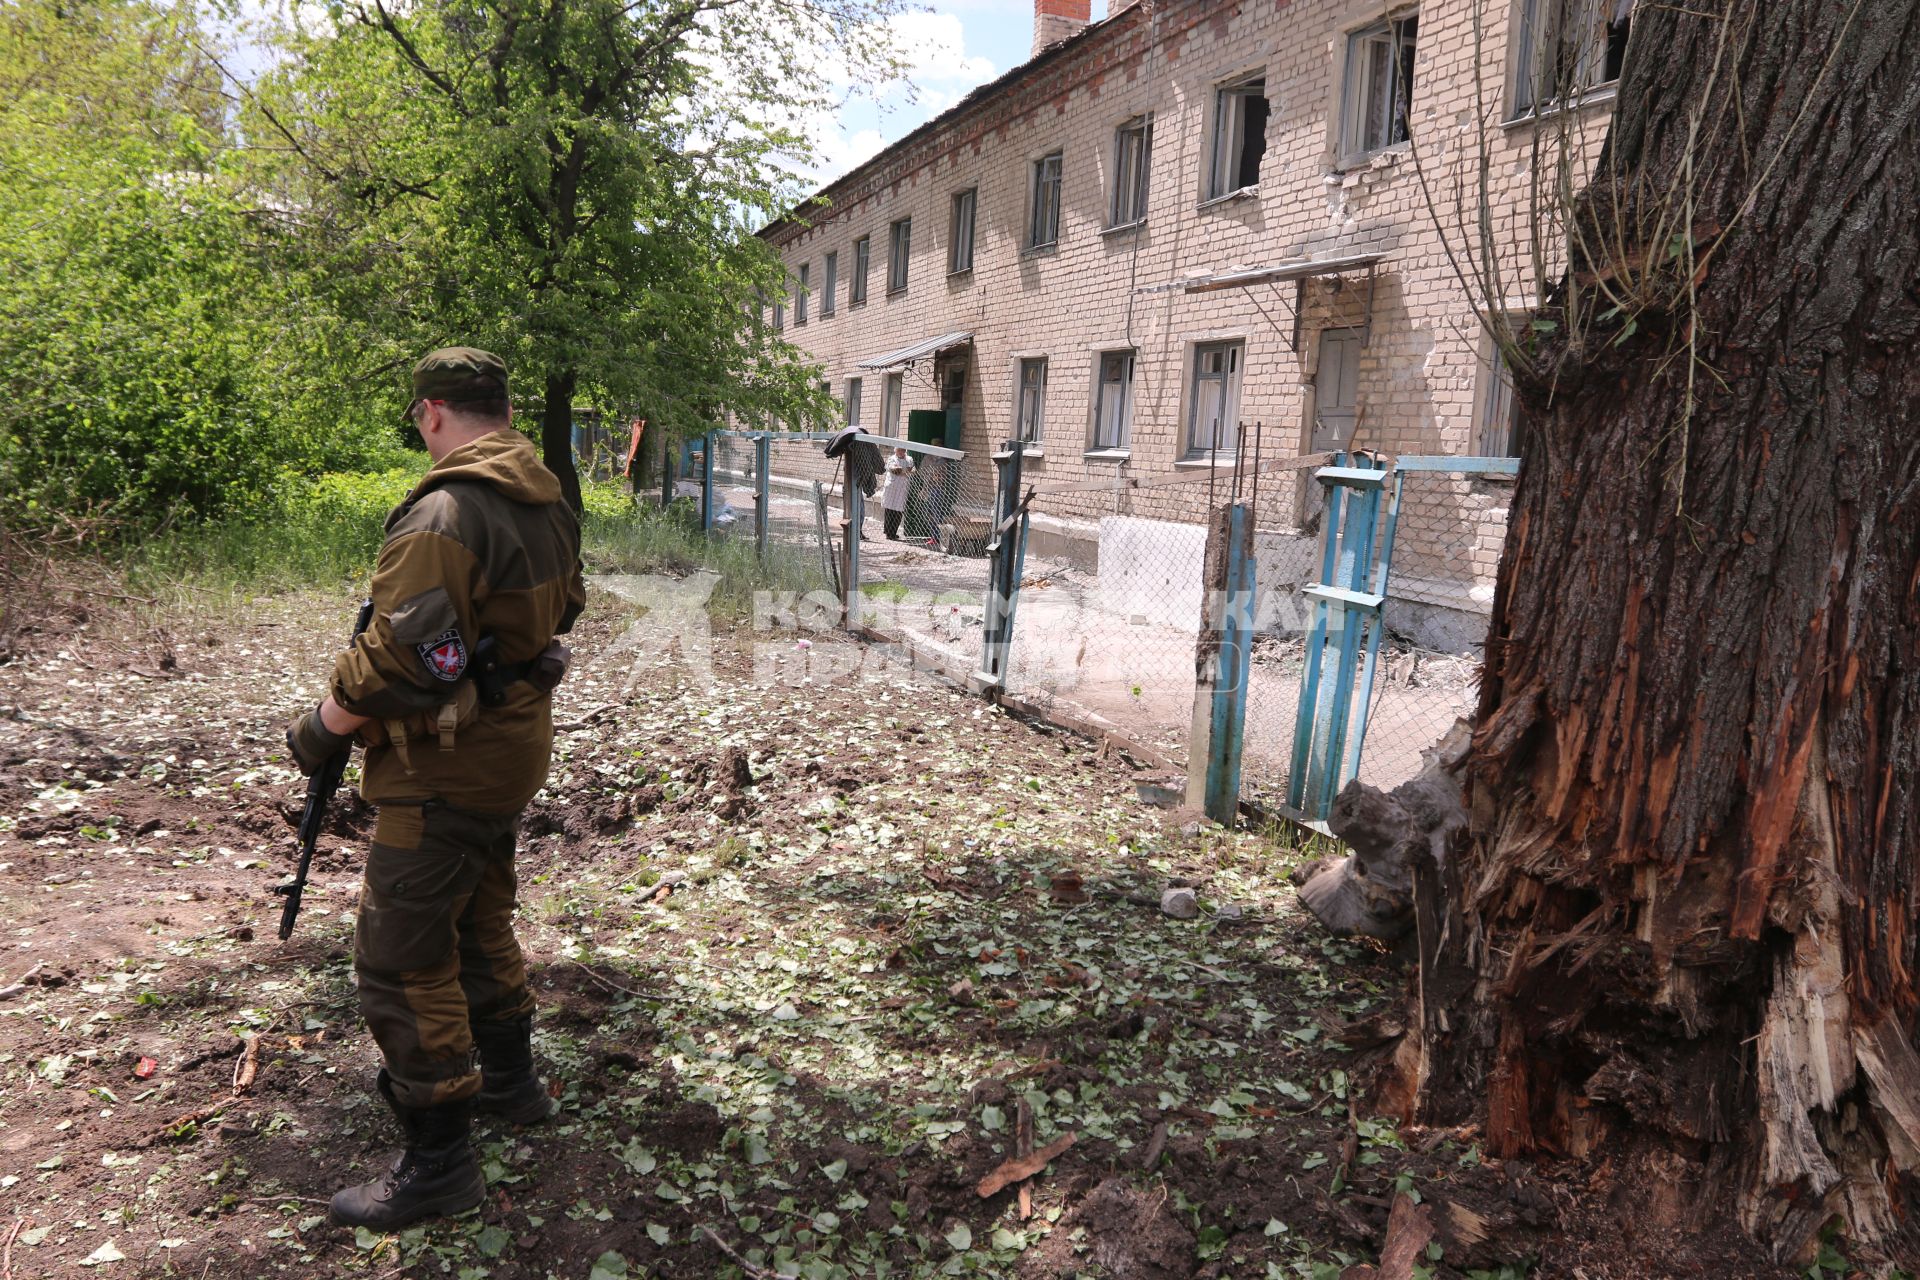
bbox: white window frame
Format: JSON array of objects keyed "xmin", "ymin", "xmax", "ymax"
[
  {"xmin": 882, "ymin": 372, "xmax": 903, "ymax": 436},
  {"xmin": 1016, "ymin": 357, "xmax": 1048, "ymax": 445},
  {"xmin": 845, "ymin": 376, "xmax": 863, "ymax": 427},
  {"xmin": 822, "ymin": 251, "xmax": 838, "ymax": 316},
  {"xmin": 850, "ymin": 236, "xmax": 870, "ymax": 305},
  {"xmin": 1185, "ymin": 341, "xmax": 1243, "ymax": 457},
  {"xmin": 1340, "ymin": 14, "xmax": 1418, "ymax": 165},
  {"xmin": 795, "ymin": 263, "xmax": 809, "ymax": 325},
  {"xmin": 1209, "ymin": 75, "xmax": 1269, "ymax": 199},
  {"xmin": 950, "ymin": 188, "xmax": 977, "ymax": 274},
  {"xmin": 1110, "ymin": 116, "xmax": 1152, "ymax": 227},
  {"xmin": 1028, "ymin": 151, "xmax": 1063, "ymax": 249},
  {"xmin": 1091, "ymin": 350, "xmax": 1135, "ymax": 452},
  {"xmin": 887, "ymin": 218, "xmax": 911, "ymax": 293},
  {"xmin": 1512, "ymin": 0, "xmax": 1633, "ymax": 117}
]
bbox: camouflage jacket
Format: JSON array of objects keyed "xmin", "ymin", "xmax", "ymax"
[{"xmin": 332, "ymin": 430, "xmax": 586, "ymax": 813}]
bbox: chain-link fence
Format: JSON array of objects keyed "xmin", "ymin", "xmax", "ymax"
[
  {"xmin": 851, "ymin": 437, "xmax": 997, "ymax": 678},
  {"xmin": 1349, "ymin": 465, "xmax": 1510, "ymax": 791}
]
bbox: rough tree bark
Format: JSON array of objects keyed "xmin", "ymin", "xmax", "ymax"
[
  {"xmin": 542, "ymin": 367, "xmax": 584, "ymax": 514},
  {"xmin": 1331, "ymin": 2, "xmax": 1920, "ymax": 1263}
]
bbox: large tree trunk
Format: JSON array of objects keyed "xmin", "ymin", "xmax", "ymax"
[
  {"xmin": 1398, "ymin": 1, "xmax": 1920, "ymax": 1263},
  {"xmin": 541, "ymin": 366, "xmax": 584, "ymax": 514}
]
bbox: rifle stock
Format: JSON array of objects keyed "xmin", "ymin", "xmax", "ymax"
[{"xmin": 276, "ymin": 599, "xmax": 375, "ymax": 940}]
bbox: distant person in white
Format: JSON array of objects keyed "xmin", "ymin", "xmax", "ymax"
[{"xmin": 881, "ymin": 447, "xmax": 915, "ymax": 540}]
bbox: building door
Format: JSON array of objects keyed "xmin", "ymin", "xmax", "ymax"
[
  {"xmin": 1311, "ymin": 328, "xmax": 1363, "ymax": 451},
  {"xmin": 882, "ymin": 372, "xmax": 904, "ymax": 437},
  {"xmin": 940, "ymin": 362, "xmax": 965, "ymax": 448}
]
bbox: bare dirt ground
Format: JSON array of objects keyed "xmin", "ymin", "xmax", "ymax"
[{"xmin": 0, "ymin": 583, "xmax": 1790, "ymax": 1279}]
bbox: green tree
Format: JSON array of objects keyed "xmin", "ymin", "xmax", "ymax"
[
  {"xmin": 252, "ymin": 0, "xmax": 899, "ymax": 510},
  {"xmin": 0, "ymin": 0, "xmax": 389, "ymax": 524}
]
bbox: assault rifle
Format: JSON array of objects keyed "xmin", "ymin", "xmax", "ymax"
[{"xmin": 276, "ymin": 599, "xmax": 375, "ymax": 940}]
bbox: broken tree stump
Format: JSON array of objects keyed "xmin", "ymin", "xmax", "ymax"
[{"xmin": 1295, "ymin": 723, "xmax": 1469, "ymax": 940}]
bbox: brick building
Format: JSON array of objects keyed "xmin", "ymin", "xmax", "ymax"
[{"xmin": 759, "ymin": 0, "xmax": 1625, "ymax": 641}]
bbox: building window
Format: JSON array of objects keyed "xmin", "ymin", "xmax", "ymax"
[
  {"xmin": 950, "ymin": 188, "xmax": 977, "ymax": 274},
  {"xmin": 1016, "ymin": 357, "xmax": 1048, "ymax": 444},
  {"xmin": 1110, "ymin": 117, "xmax": 1151, "ymax": 227},
  {"xmin": 845, "ymin": 377, "xmax": 862, "ymax": 427},
  {"xmin": 1092, "ymin": 350, "xmax": 1134, "ymax": 451},
  {"xmin": 1342, "ymin": 15, "xmax": 1417, "ymax": 163},
  {"xmin": 887, "ymin": 219, "xmax": 911, "ymax": 293},
  {"xmin": 1209, "ymin": 76, "xmax": 1268, "ymax": 198},
  {"xmin": 882, "ymin": 372, "xmax": 903, "ymax": 436},
  {"xmin": 1514, "ymin": 0, "xmax": 1632, "ymax": 115},
  {"xmin": 822, "ymin": 251, "xmax": 838, "ymax": 316},
  {"xmin": 1028, "ymin": 151, "xmax": 1063, "ymax": 249},
  {"xmin": 795, "ymin": 263, "xmax": 809, "ymax": 325},
  {"xmin": 1477, "ymin": 339, "xmax": 1522, "ymax": 456},
  {"xmin": 851, "ymin": 236, "xmax": 870, "ymax": 305},
  {"xmin": 773, "ymin": 297, "xmax": 785, "ymax": 331},
  {"xmin": 1186, "ymin": 341, "xmax": 1243, "ymax": 456}
]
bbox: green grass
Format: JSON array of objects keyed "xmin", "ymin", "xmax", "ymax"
[{"xmin": 581, "ymin": 484, "xmax": 830, "ymax": 618}]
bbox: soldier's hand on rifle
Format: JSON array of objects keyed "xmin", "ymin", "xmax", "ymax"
[{"xmin": 285, "ymin": 699, "xmax": 367, "ymax": 775}]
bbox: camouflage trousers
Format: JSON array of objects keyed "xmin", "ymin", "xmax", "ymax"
[{"xmin": 354, "ymin": 801, "xmax": 536, "ymax": 1108}]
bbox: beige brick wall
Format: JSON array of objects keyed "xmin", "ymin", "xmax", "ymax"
[{"xmin": 762, "ymin": 0, "xmax": 1611, "ymax": 616}]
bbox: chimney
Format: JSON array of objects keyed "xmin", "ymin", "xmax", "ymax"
[{"xmin": 1032, "ymin": 0, "xmax": 1091, "ymax": 56}]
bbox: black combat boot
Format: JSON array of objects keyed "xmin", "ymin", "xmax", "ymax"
[
  {"xmin": 472, "ymin": 1016, "xmax": 558, "ymax": 1125},
  {"xmin": 329, "ymin": 1071, "xmax": 486, "ymax": 1229}
]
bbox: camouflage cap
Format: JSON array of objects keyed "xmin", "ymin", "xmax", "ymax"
[{"xmin": 408, "ymin": 347, "xmax": 508, "ymax": 414}]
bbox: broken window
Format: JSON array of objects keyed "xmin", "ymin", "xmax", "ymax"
[
  {"xmin": 950, "ymin": 188, "xmax": 977, "ymax": 274},
  {"xmin": 1111, "ymin": 117, "xmax": 1152, "ymax": 227},
  {"xmin": 1209, "ymin": 76, "xmax": 1268, "ymax": 198},
  {"xmin": 1029, "ymin": 152, "xmax": 1063, "ymax": 248},
  {"xmin": 1017, "ymin": 357, "xmax": 1048, "ymax": 444},
  {"xmin": 845, "ymin": 376, "xmax": 862, "ymax": 427},
  {"xmin": 795, "ymin": 263, "xmax": 809, "ymax": 325},
  {"xmin": 822, "ymin": 251, "xmax": 838, "ymax": 316},
  {"xmin": 888, "ymin": 218, "xmax": 911, "ymax": 293},
  {"xmin": 1187, "ymin": 341, "xmax": 1242, "ymax": 456},
  {"xmin": 1092, "ymin": 350, "xmax": 1135, "ymax": 451},
  {"xmin": 1514, "ymin": 0, "xmax": 1632, "ymax": 115},
  {"xmin": 1342, "ymin": 15, "xmax": 1417, "ymax": 162},
  {"xmin": 1477, "ymin": 332, "xmax": 1523, "ymax": 456},
  {"xmin": 851, "ymin": 236, "xmax": 870, "ymax": 305}
]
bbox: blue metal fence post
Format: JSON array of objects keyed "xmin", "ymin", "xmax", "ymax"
[
  {"xmin": 701, "ymin": 431, "xmax": 716, "ymax": 534},
  {"xmin": 753, "ymin": 431, "xmax": 771, "ymax": 561},
  {"xmin": 1188, "ymin": 502, "xmax": 1255, "ymax": 824},
  {"xmin": 1286, "ymin": 455, "xmax": 1390, "ymax": 822},
  {"xmin": 976, "ymin": 440, "xmax": 1027, "ymax": 690}
]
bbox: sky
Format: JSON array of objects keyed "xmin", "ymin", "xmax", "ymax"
[{"xmin": 795, "ymin": 0, "xmax": 1110, "ymax": 193}]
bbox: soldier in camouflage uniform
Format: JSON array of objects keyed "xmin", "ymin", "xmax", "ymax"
[{"xmin": 285, "ymin": 348, "xmax": 587, "ymax": 1229}]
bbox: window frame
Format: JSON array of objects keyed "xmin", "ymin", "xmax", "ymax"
[
  {"xmin": 1110, "ymin": 116, "xmax": 1153, "ymax": 228},
  {"xmin": 887, "ymin": 218, "xmax": 911, "ymax": 294},
  {"xmin": 949, "ymin": 187, "xmax": 977, "ymax": 274},
  {"xmin": 1016, "ymin": 357, "xmax": 1048, "ymax": 445},
  {"xmin": 882, "ymin": 372, "xmax": 904, "ymax": 436},
  {"xmin": 1475, "ymin": 322, "xmax": 1528, "ymax": 457},
  {"xmin": 1511, "ymin": 0, "xmax": 1633, "ymax": 118},
  {"xmin": 1028, "ymin": 151, "xmax": 1064, "ymax": 250},
  {"xmin": 1340, "ymin": 14, "xmax": 1418, "ymax": 165},
  {"xmin": 1185, "ymin": 340, "xmax": 1244, "ymax": 457},
  {"xmin": 845, "ymin": 376, "xmax": 863, "ymax": 427},
  {"xmin": 795, "ymin": 262, "xmax": 809, "ymax": 326},
  {"xmin": 1091, "ymin": 349, "xmax": 1136, "ymax": 452},
  {"xmin": 822, "ymin": 251, "xmax": 838, "ymax": 316},
  {"xmin": 850, "ymin": 236, "xmax": 871, "ymax": 306},
  {"xmin": 1208, "ymin": 75, "xmax": 1269, "ymax": 200},
  {"xmin": 773, "ymin": 296, "xmax": 785, "ymax": 332}
]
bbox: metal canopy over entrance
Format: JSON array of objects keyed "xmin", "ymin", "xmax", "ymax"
[
  {"xmin": 856, "ymin": 330, "xmax": 974, "ymax": 370},
  {"xmin": 1135, "ymin": 252, "xmax": 1387, "ymax": 352}
]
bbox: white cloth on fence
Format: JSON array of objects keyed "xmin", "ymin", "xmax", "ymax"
[{"xmin": 881, "ymin": 454, "xmax": 915, "ymax": 512}]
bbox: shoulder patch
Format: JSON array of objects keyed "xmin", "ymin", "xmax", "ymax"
[{"xmin": 417, "ymin": 629, "xmax": 468, "ymax": 682}]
